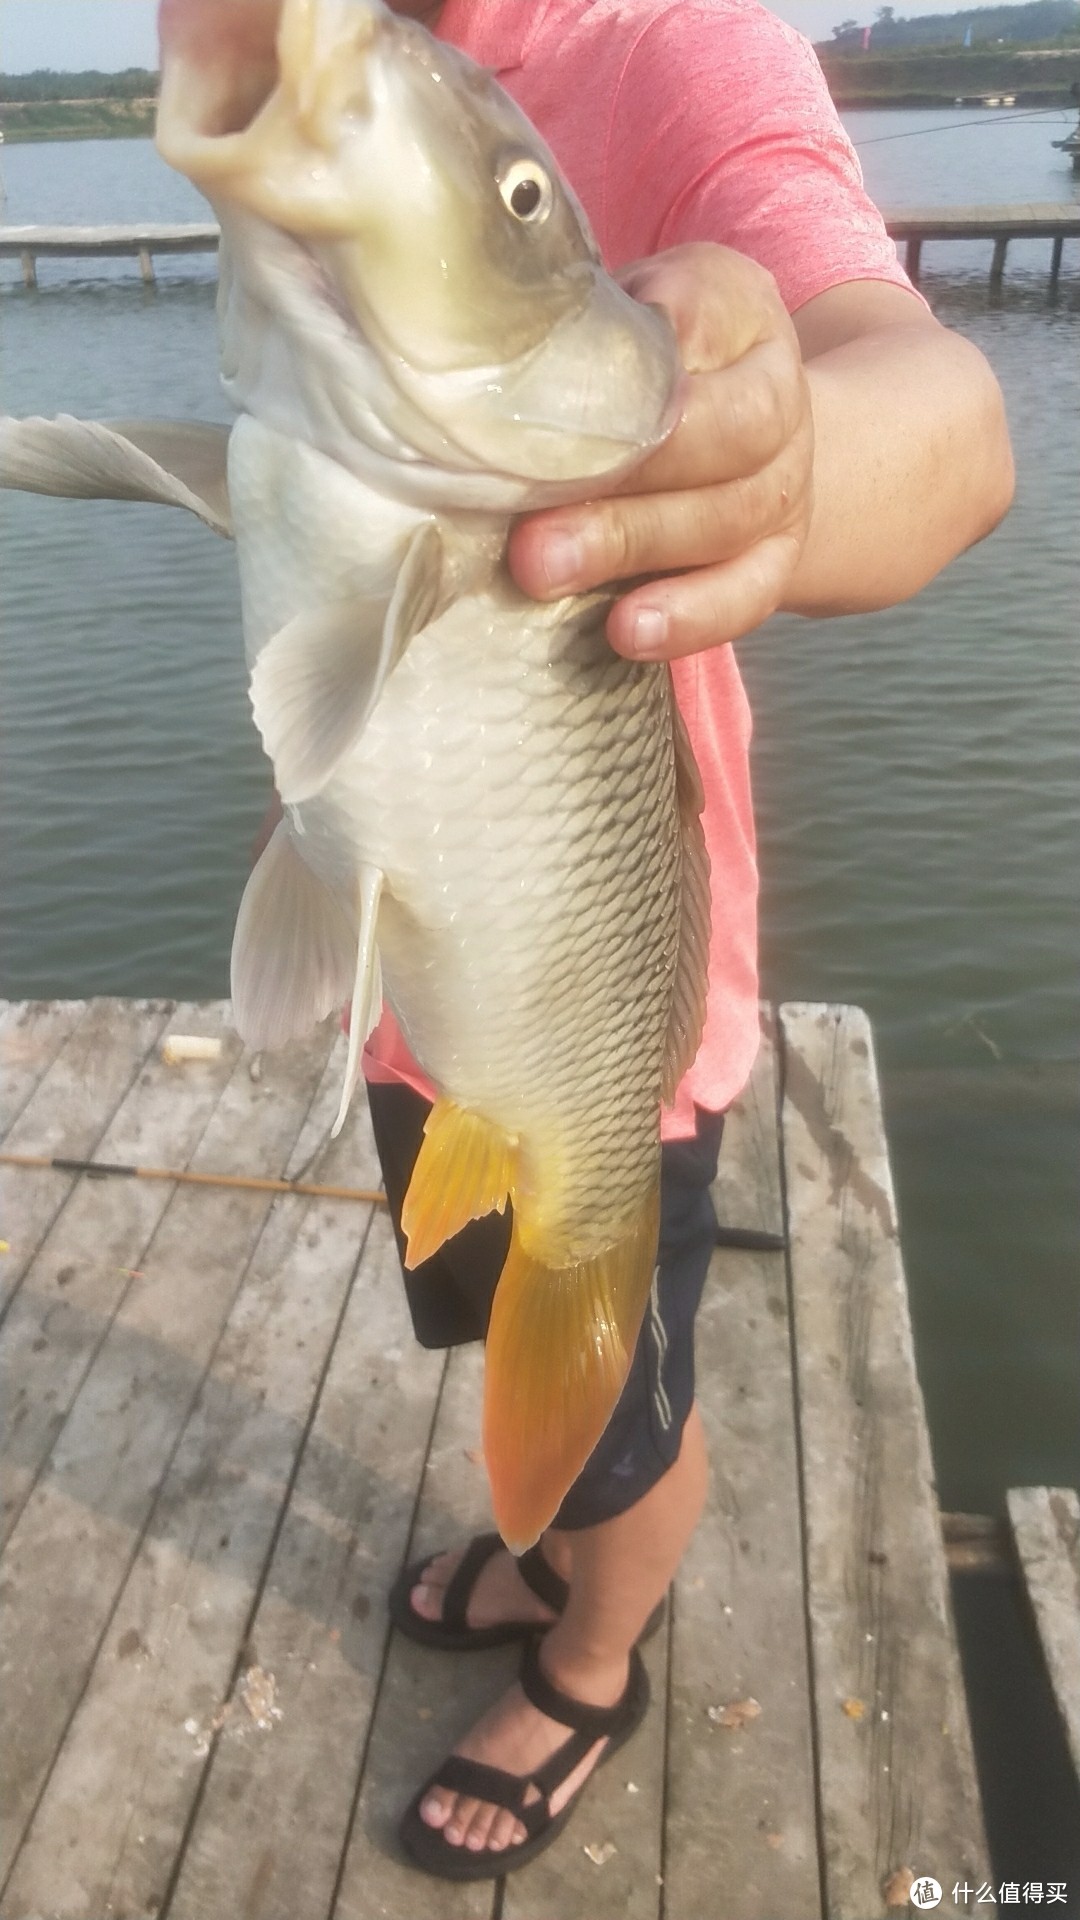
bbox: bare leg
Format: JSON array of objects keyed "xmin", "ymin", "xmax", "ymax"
[{"xmin": 419, "ymin": 1402, "xmax": 708, "ymax": 1854}]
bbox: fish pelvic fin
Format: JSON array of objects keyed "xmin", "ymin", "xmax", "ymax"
[
  {"xmin": 230, "ymin": 818, "xmax": 355, "ymax": 1050},
  {"xmin": 483, "ymin": 1184, "xmax": 662, "ymax": 1553},
  {"xmin": 331, "ymin": 863, "xmax": 384, "ymax": 1139},
  {"xmin": 400, "ymin": 1098, "xmax": 516, "ymax": 1271}
]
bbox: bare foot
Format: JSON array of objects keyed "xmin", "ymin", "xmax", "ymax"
[
  {"xmin": 410, "ymin": 1540, "xmax": 562, "ymax": 1633},
  {"xmin": 418, "ymin": 1647, "xmax": 629, "ymax": 1854}
]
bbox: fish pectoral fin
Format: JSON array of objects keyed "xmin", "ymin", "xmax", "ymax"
[
  {"xmin": 662, "ymin": 696, "xmax": 711, "ymax": 1104},
  {"xmin": 249, "ymin": 518, "xmax": 445, "ymax": 806},
  {"xmin": 230, "ymin": 819, "xmax": 355, "ymax": 1049},
  {"xmin": 400, "ymin": 1098, "xmax": 516, "ymax": 1270},
  {"xmin": 332, "ymin": 864, "xmax": 385, "ymax": 1138},
  {"xmin": 0, "ymin": 414, "xmax": 232, "ymax": 537},
  {"xmin": 483, "ymin": 1186, "xmax": 662, "ymax": 1552}
]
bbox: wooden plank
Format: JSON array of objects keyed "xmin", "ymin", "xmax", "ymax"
[
  {"xmin": 1, "ymin": 1003, "xmax": 243, "ymax": 1549},
  {"xmin": 2, "ymin": 1036, "xmax": 382, "ymax": 1920},
  {"xmin": 0, "ymin": 1017, "xmax": 336, "ymax": 1871},
  {"xmin": 0, "ymin": 999, "xmax": 87, "ymax": 1136},
  {"xmin": 0, "ymin": 222, "xmax": 220, "ymax": 257},
  {"xmin": 778, "ymin": 1003, "xmax": 987, "ymax": 1920},
  {"xmin": 164, "ymin": 1208, "xmax": 445, "ymax": 1920},
  {"xmin": 1006, "ymin": 1487, "xmax": 1080, "ymax": 1780},
  {"xmin": 333, "ymin": 1339, "xmax": 498, "ymax": 1920},
  {"xmin": 883, "ymin": 203, "xmax": 1080, "ymax": 239},
  {"xmin": 664, "ymin": 1018, "xmax": 821, "ymax": 1920},
  {"xmin": 0, "ymin": 998, "xmax": 173, "ymax": 1313},
  {"xmin": 502, "ymin": 1628, "xmax": 666, "ymax": 1920}
]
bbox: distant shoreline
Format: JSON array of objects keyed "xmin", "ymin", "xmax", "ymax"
[
  {"xmin": 0, "ymin": 99, "xmax": 156, "ymax": 143},
  {"xmin": 1, "ymin": 62, "xmax": 1077, "ymax": 143},
  {"xmin": 818, "ymin": 44, "xmax": 1080, "ymax": 108}
]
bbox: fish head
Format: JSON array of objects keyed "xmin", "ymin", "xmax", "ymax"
[{"xmin": 157, "ymin": 0, "xmax": 678, "ymax": 500}]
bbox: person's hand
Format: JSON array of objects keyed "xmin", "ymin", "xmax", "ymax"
[{"xmin": 507, "ymin": 242, "xmax": 814, "ymax": 660}]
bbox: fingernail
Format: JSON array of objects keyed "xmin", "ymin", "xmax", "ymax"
[
  {"xmin": 627, "ymin": 607, "xmax": 668, "ymax": 657},
  {"xmin": 539, "ymin": 529, "xmax": 584, "ymax": 592}
]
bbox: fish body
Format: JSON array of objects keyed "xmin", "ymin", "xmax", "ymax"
[
  {"xmin": 0, "ymin": 0, "xmax": 711, "ymax": 1548},
  {"xmin": 227, "ymin": 413, "xmax": 683, "ymax": 1259}
]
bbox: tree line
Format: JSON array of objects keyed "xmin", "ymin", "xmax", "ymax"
[
  {"xmin": 0, "ymin": 69, "xmax": 158, "ymax": 104},
  {"xmin": 829, "ymin": 0, "xmax": 1080, "ymax": 46}
]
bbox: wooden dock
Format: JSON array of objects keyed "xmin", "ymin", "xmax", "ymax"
[
  {"xmin": 1, "ymin": 205, "xmax": 1078, "ymax": 289},
  {"xmin": 883, "ymin": 203, "xmax": 1080, "ymax": 287},
  {"xmin": 0, "ymin": 221, "xmax": 218, "ymax": 287},
  {"xmin": 0, "ymin": 993, "xmax": 1049, "ymax": 1920}
]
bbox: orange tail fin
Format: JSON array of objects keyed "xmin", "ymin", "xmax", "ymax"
[{"xmin": 483, "ymin": 1189, "xmax": 661, "ymax": 1552}]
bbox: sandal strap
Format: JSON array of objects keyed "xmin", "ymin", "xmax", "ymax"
[
  {"xmin": 530, "ymin": 1728, "xmax": 600, "ymax": 1798},
  {"xmin": 438, "ymin": 1533, "xmax": 503, "ymax": 1633},
  {"xmin": 519, "ymin": 1637, "xmax": 647, "ymax": 1740},
  {"xmin": 515, "ymin": 1543, "xmax": 569, "ymax": 1614},
  {"xmin": 429, "ymin": 1729, "xmax": 595, "ymax": 1835},
  {"xmin": 435, "ymin": 1753, "xmax": 532, "ymax": 1815}
]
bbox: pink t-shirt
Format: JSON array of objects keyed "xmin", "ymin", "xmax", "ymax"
[{"xmin": 364, "ymin": 0, "xmax": 916, "ymax": 1137}]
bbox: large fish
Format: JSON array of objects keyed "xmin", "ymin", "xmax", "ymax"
[{"xmin": 0, "ymin": 0, "xmax": 710, "ymax": 1551}]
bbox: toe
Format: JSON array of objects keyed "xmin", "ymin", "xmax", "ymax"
[
  {"xmin": 410, "ymin": 1579, "xmax": 442, "ymax": 1622},
  {"xmin": 487, "ymin": 1807, "xmax": 522, "ymax": 1853},
  {"xmin": 463, "ymin": 1801, "xmax": 500, "ymax": 1852},
  {"xmin": 443, "ymin": 1794, "xmax": 481, "ymax": 1846},
  {"xmin": 410, "ymin": 1550, "xmax": 457, "ymax": 1622},
  {"xmin": 419, "ymin": 1787, "xmax": 454, "ymax": 1830}
]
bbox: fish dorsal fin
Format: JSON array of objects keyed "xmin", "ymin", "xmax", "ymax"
[
  {"xmin": 662, "ymin": 693, "xmax": 711, "ymax": 1104},
  {"xmin": 483, "ymin": 1183, "xmax": 662, "ymax": 1551},
  {"xmin": 230, "ymin": 818, "xmax": 356, "ymax": 1049},
  {"xmin": 400, "ymin": 1098, "xmax": 516, "ymax": 1270},
  {"xmin": 0, "ymin": 414, "xmax": 232, "ymax": 536},
  {"xmin": 331, "ymin": 864, "xmax": 385, "ymax": 1137},
  {"xmin": 249, "ymin": 517, "xmax": 445, "ymax": 805}
]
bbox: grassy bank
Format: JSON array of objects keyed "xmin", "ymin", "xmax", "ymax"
[
  {"xmin": 0, "ymin": 98, "xmax": 156, "ymax": 143},
  {"xmin": 819, "ymin": 46, "xmax": 1080, "ymax": 106}
]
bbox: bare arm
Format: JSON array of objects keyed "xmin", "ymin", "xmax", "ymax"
[
  {"xmin": 787, "ymin": 278, "xmax": 1014, "ymax": 618},
  {"xmin": 507, "ymin": 244, "xmax": 1014, "ymax": 658}
]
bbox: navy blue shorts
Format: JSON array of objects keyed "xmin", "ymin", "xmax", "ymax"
[{"xmin": 366, "ymin": 1081, "xmax": 723, "ymax": 1531}]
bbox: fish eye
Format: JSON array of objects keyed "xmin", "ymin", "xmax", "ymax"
[{"xmin": 498, "ymin": 158, "xmax": 553, "ymax": 224}]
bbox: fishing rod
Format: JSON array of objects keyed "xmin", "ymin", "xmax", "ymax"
[
  {"xmin": 0, "ymin": 1152, "xmax": 785, "ymax": 1248},
  {"xmin": 853, "ymin": 105, "xmax": 1071, "ymax": 144},
  {"xmin": 0, "ymin": 1150, "xmax": 387, "ymax": 1206}
]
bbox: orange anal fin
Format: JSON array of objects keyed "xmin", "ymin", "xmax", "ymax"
[
  {"xmin": 400, "ymin": 1096, "xmax": 515, "ymax": 1270},
  {"xmin": 483, "ymin": 1186, "xmax": 661, "ymax": 1553}
]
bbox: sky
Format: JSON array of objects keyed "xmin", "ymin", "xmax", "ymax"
[{"xmin": 0, "ymin": 0, "xmax": 1041, "ymax": 73}]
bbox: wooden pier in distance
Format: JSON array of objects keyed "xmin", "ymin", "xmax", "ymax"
[
  {"xmin": 0, "ymin": 220, "xmax": 218, "ymax": 287},
  {"xmin": 883, "ymin": 202, "xmax": 1080, "ymax": 287},
  {"xmin": 1, "ymin": 205, "xmax": 1078, "ymax": 290},
  {"xmin": 0, "ymin": 996, "xmax": 1074, "ymax": 1919}
]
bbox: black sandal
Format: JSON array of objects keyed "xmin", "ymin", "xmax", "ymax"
[
  {"xmin": 388, "ymin": 1532, "xmax": 569, "ymax": 1651},
  {"xmin": 399, "ymin": 1637, "xmax": 650, "ymax": 1880},
  {"xmin": 388, "ymin": 1531, "xmax": 666, "ymax": 1652}
]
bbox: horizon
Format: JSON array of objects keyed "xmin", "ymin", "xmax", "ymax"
[{"xmin": 3, "ymin": 0, "xmax": 1072, "ymax": 74}]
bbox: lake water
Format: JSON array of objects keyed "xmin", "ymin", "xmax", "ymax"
[{"xmin": 2, "ymin": 106, "xmax": 1078, "ymax": 1875}]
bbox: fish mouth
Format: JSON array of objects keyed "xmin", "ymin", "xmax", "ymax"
[{"xmin": 156, "ymin": 0, "xmax": 383, "ymax": 233}]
